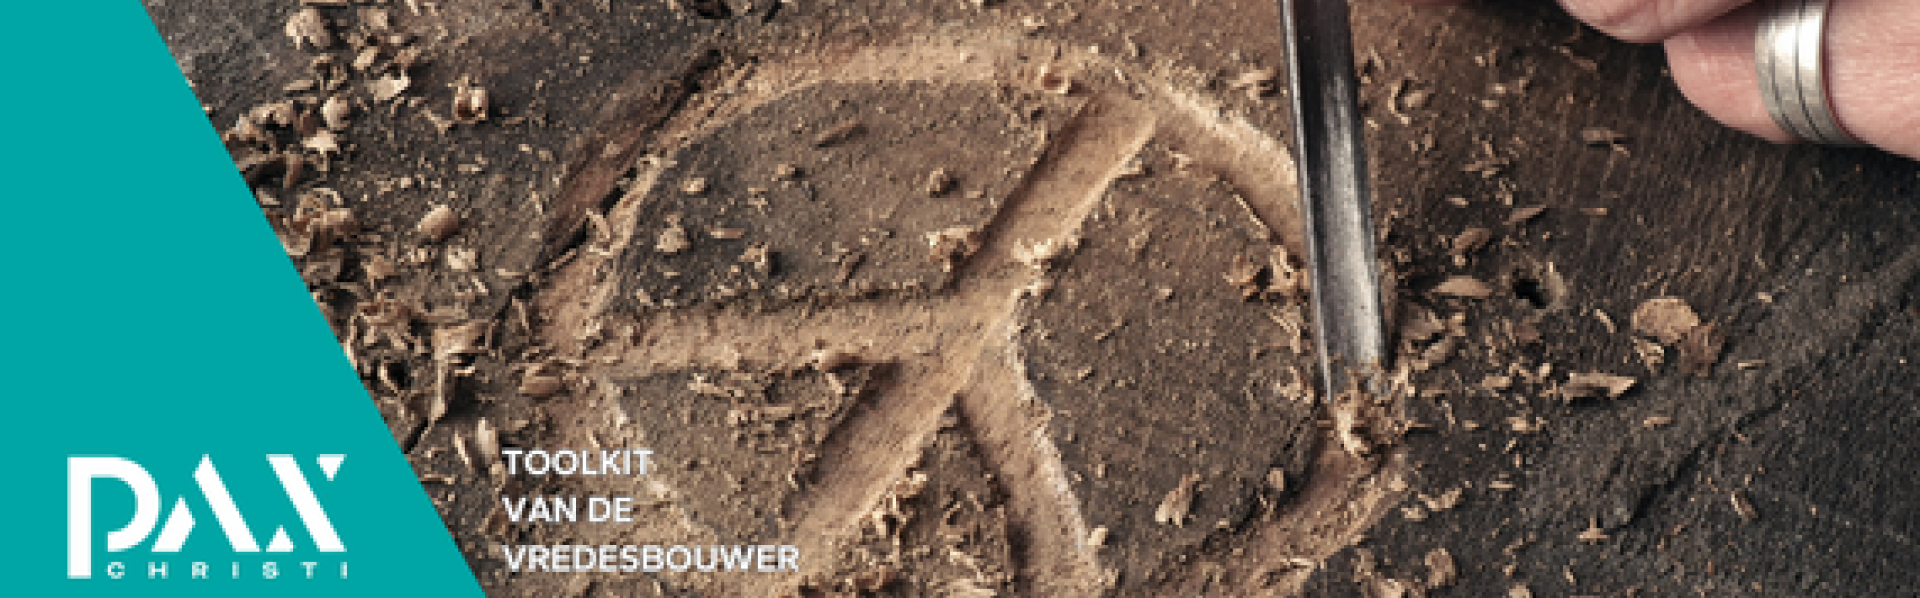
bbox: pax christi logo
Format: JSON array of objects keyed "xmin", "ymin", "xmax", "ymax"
[{"xmin": 67, "ymin": 455, "xmax": 349, "ymax": 581}]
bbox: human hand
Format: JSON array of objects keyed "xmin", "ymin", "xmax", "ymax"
[{"xmin": 1401, "ymin": 0, "xmax": 1920, "ymax": 160}]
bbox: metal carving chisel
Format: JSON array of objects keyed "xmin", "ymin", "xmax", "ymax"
[{"xmin": 1279, "ymin": 0, "xmax": 1389, "ymax": 399}]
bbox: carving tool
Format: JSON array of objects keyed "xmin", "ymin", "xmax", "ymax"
[{"xmin": 1280, "ymin": 0, "xmax": 1389, "ymax": 398}]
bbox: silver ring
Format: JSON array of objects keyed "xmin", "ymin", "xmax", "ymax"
[{"xmin": 1755, "ymin": 0, "xmax": 1863, "ymax": 146}]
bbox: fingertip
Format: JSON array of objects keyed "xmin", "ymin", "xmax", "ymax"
[
  {"xmin": 1560, "ymin": 0, "xmax": 1751, "ymax": 44},
  {"xmin": 1667, "ymin": 0, "xmax": 1920, "ymax": 158},
  {"xmin": 1662, "ymin": 6, "xmax": 1799, "ymax": 144}
]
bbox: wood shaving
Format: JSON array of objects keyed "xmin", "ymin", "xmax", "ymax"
[
  {"xmin": 1335, "ymin": 402, "xmax": 1372, "ymax": 457},
  {"xmin": 925, "ymin": 168, "xmax": 955, "ymax": 197},
  {"xmin": 1425, "ymin": 548, "xmax": 1457, "ymax": 588},
  {"xmin": 473, "ymin": 418, "xmax": 499, "ymax": 466},
  {"xmin": 352, "ymin": 46, "xmax": 381, "ymax": 72},
  {"xmin": 392, "ymin": 46, "xmax": 424, "ymax": 71},
  {"xmin": 417, "ymin": 204, "xmax": 460, "ymax": 242},
  {"xmin": 811, "ymin": 119, "xmax": 862, "ymax": 147},
  {"xmin": 227, "ymin": 116, "xmax": 269, "ymax": 145},
  {"xmin": 1451, "ymin": 227, "xmax": 1492, "ymax": 256},
  {"xmin": 1399, "ymin": 304, "xmax": 1445, "ymax": 344},
  {"xmin": 1505, "ymin": 206, "xmax": 1546, "ymax": 226},
  {"xmin": 446, "ymin": 247, "xmax": 479, "ymax": 272},
  {"xmin": 936, "ymin": 578, "xmax": 999, "ymax": 598},
  {"xmin": 1464, "ymin": 156, "xmax": 1510, "ymax": 178},
  {"xmin": 1225, "ymin": 254, "xmax": 1265, "ymax": 299},
  {"xmin": 285, "ymin": 8, "xmax": 333, "ymax": 50},
  {"xmin": 1580, "ymin": 127, "xmax": 1629, "ymax": 146},
  {"xmin": 1731, "ymin": 490, "xmax": 1758, "ymax": 521},
  {"xmin": 423, "ymin": 384, "xmax": 447, "ymax": 427},
  {"xmin": 1417, "ymin": 336, "xmax": 1458, "ymax": 370},
  {"xmin": 925, "ymin": 226, "xmax": 982, "ymax": 271},
  {"xmin": 364, "ymin": 253, "xmax": 397, "ymax": 282},
  {"xmin": 693, "ymin": 377, "xmax": 733, "ymax": 399},
  {"xmin": 361, "ymin": 7, "xmax": 392, "ymax": 30},
  {"xmin": 452, "ymin": 85, "xmax": 489, "ymax": 125},
  {"xmin": 1481, "ymin": 375, "xmax": 1513, "ymax": 391},
  {"xmin": 283, "ymin": 199, "xmax": 357, "ymax": 256},
  {"xmin": 251, "ymin": 101, "xmax": 298, "ymax": 127},
  {"xmin": 1228, "ymin": 68, "xmax": 1276, "ymax": 98},
  {"xmin": 1169, "ymin": 151, "xmax": 1198, "ymax": 173},
  {"xmin": 356, "ymin": 292, "xmax": 413, "ymax": 328},
  {"xmin": 452, "ymin": 431, "xmax": 474, "ymax": 473},
  {"xmin": 432, "ymin": 321, "xmax": 488, "ymax": 362},
  {"xmin": 1631, "ymin": 296, "xmax": 1701, "ymax": 345},
  {"xmin": 1266, "ymin": 245, "xmax": 1306, "ymax": 299},
  {"xmin": 1037, "ymin": 65, "xmax": 1072, "ymax": 95},
  {"xmin": 1594, "ymin": 309, "xmax": 1618, "ymax": 333},
  {"xmin": 1678, "ymin": 322, "xmax": 1725, "ymax": 377},
  {"xmin": 371, "ymin": 75, "xmax": 411, "ymax": 103},
  {"xmin": 519, "ymin": 373, "xmax": 563, "ymax": 398},
  {"xmin": 740, "ymin": 243, "xmax": 773, "ymax": 276},
  {"xmin": 810, "ymin": 348, "xmax": 858, "ymax": 372},
  {"xmin": 656, "ymin": 220, "xmax": 691, "ymax": 254},
  {"xmin": 1562, "ymin": 372, "xmax": 1636, "ymax": 399},
  {"xmin": 1401, "ymin": 87, "xmax": 1432, "ymax": 110},
  {"xmin": 1432, "ymin": 276, "xmax": 1494, "ymax": 299},
  {"xmin": 321, "ymin": 95, "xmax": 352, "ymax": 130},
  {"xmin": 1633, "ymin": 337, "xmax": 1667, "ymax": 371},
  {"xmin": 1578, "ymin": 524, "xmax": 1609, "ymax": 543},
  {"xmin": 863, "ymin": 470, "xmax": 928, "ymax": 537},
  {"xmin": 303, "ymin": 129, "xmax": 341, "ymax": 156},
  {"xmin": 1506, "ymin": 416, "xmax": 1544, "ymax": 434},
  {"xmin": 1086, "ymin": 526, "xmax": 1108, "ymax": 548},
  {"xmin": 1153, "ymin": 473, "xmax": 1201, "ymax": 526},
  {"xmin": 1366, "ymin": 578, "xmax": 1413, "ymax": 598},
  {"xmin": 1420, "ymin": 488, "xmax": 1463, "ymax": 511}
]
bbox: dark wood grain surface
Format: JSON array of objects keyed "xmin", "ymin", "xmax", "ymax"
[{"xmin": 144, "ymin": 0, "xmax": 1920, "ymax": 595}]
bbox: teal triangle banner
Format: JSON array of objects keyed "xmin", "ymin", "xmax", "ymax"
[{"xmin": 0, "ymin": 3, "xmax": 483, "ymax": 596}]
